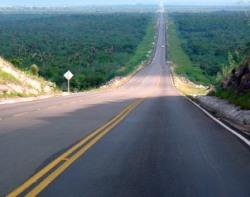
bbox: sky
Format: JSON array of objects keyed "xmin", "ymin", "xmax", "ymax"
[{"xmin": 0, "ymin": 0, "xmax": 244, "ymax": 7}]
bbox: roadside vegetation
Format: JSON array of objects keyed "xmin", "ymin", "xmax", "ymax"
[
  {"xmin": 0, "ymin": 57, "xmax": 58, "ymax": 99},
  {"xmin": 167, "ymin": 19, "xmax": 210, "ymax": 85},
  {"xmin": 0, "ymin": 69, "xmax": 18, "ymax": 84},
  {"xmin": 0, "ymin": 13, "xmax": 156, "ymax": 91},
  {"xmin": 167, "ymin": 11, "xmax": 250, "ymax": 109}
]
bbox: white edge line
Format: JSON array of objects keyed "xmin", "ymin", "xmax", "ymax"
[
  {"xmin": 169, "ymin": 70, "xmax": 250, "ymax": 147},
  {"xmin": 186, "ymin": 96, "xmax": 250, "ymax": 146}
]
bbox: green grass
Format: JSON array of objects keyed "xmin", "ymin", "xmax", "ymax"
[
  {"xmin": 167, "ymin": 18, "xmax": 211, "ymax": 85},
  {"xmin": 116, "ymin": 18, "xmax": 156, "ymax": 76},
  {"xmin": 168, "ymin": 15, "xmax": 250, "ymax": 109},
  {"xmin": 0, "ymin": 69, "xmax": 19, "ymax": 84},
  {"xmin": 214, "ymin": 89, "xmax": 250, "ymax": 109},
  {"xmin": 0, "ymin": 64, "xmax": 58, "ymax": 99}
]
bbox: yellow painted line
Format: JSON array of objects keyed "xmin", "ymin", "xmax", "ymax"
[{"xmin": 7, "ymin": 98, "xmax": 144, "ymax": 197}]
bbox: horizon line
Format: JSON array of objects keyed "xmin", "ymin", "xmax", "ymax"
[{"xmin": 0, "ymin": 4, "xmax": 249, "ymax": 8}]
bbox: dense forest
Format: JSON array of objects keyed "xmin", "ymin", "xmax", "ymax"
[
  {"xmin": 168, "ymin": 11, "xmax": 250, "ymax": 108},
  {"xmin": 0, "ymin": 13, "xmax": 155, "ymax": 90},
  {"xmin": 169, "ymin": 11, "xmax": 250, "ymax": 84}
]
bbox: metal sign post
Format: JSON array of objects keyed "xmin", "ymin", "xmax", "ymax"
[
  {"xmin": 67, "ymin": 79, "xmax": 70, "ymax": 93},
  {"xmin": 64, "ymin": 70, "xmax": 74, "ymax": 93}
]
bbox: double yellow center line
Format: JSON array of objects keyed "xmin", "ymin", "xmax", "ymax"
[{"xmin": 7, "ymin": 98, "xmax": 144, "ymax": 197}]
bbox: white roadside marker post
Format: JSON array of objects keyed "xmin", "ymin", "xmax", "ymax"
[{"xmin": 64, "ymin": 70, "xmax": 74, "ymax": 94}]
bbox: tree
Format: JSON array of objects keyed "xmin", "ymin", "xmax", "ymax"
[
  {"xmin": 0, "ymin": 13, "xmax": 153, "ymax": 90},
  {"xmin": 30, "ymin": 64, "xmax": 39, "ymax": 76}
]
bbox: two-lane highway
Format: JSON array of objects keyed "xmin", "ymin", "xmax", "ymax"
[{"xmin": 1, "ymin": 12, "xmax": 250, "ymax": 197}]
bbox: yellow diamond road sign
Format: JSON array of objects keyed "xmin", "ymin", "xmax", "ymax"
[{"xmin": 64, "ymin": 70, "xmax": 74, "ymax": 80}]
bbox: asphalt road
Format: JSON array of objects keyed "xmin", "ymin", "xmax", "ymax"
[{"xmin": 1, "ymin": 13, "xmax": 250, "ymax": 197}]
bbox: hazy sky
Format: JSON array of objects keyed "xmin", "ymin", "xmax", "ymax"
[{"xmin": 0, "ymin": 0, "xmax": 244, "ymax": 7}]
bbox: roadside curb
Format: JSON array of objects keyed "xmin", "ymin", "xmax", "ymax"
[
  {"xmin": 169, "ymin": 67, "xmax": 250, "ymax": 147},
  {"xmin": 195, "ymin": 97, "xmax": 250, "ymax": 134}
]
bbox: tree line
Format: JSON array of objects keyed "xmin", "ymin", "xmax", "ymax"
[
  {"xmin": 170, "ymin": 11, "xmax": 250, "ymax": 83},
  {"xmin": 0, "ymin": 13, "xmax": 154, "ymax": 91}
]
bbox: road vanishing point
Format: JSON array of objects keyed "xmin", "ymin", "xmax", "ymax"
[{"xmin": 1, "ymin": 13, "xmax": 250, "ymax": 197}]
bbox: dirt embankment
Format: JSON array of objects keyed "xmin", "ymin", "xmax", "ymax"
[
  {"xmin": 0, "ymin": 56, "xmax": 57, "ymax": 98},
  {"xmin": 222, "ymin": 56, "xmax": 250, "ymax": 93}
]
